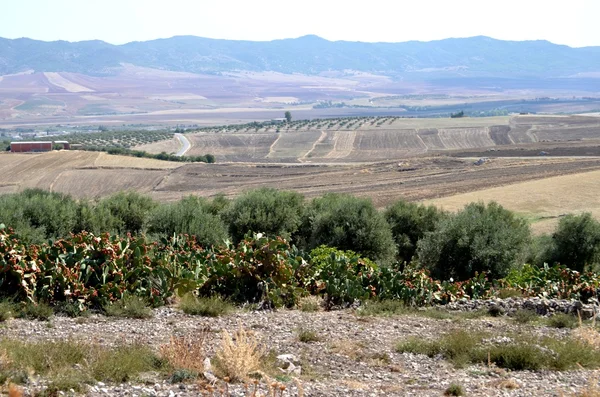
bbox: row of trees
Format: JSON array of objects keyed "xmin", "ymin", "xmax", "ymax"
[{"xmin": 1, "ymin": 188, "xmax": 598, "ymax": 282}]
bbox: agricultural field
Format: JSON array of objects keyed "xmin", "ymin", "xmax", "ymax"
[
  {"xmin": 176, "ymin": 115, "xmax": 600, "ymax": 163},
  {"xmin": 426, "ymin": 169, "xmax": 600, "ymax": 234}
]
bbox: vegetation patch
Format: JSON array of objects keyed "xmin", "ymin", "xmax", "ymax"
[
  {"xmin": 178, "ymin": 294, "xmax": 233, "ymax": 317},
  {"xmin": 395, "ymin": 329, "xmax": 600, "ymax": 371}
]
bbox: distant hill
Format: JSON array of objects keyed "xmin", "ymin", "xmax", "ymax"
[{"xmin": 1, "ymin": 35, "xmax": 600, "ymax": 79}]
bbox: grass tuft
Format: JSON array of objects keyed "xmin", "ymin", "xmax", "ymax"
[
  {"xmin": 445, "ymin": 383, "xmax": 465, "ymax": 396},
  {"xmin": 178, "ymin": 294, "xmax": 232, "ymax": 317},
  {"xmin": 513, "ymin": 309, "xmax": 537, "ymax": 324},
  {"xmin": 547, "ymin": 313, "xmax": 577, "ymax": 329},
  {"xmin": 16, "ymin": 302, "xmax": 53, "ymax": 321},
  {"xmin": 0, "ymin": 301, "xmax": 15, "ymax": 322},
  {"xmin": 297, "ymin": 296, "xmax": 321, "ymax": 312},
  {"xmin": 297, "ymin": 328, "xmax": 321, "ymax": 343},
  {"xmin": 90, "ymin": 343, "xmax": 164, "ymax": 382},
  {"xmin": 104, "ymin": 295, "xmax": 153, "ymax": 319},
  {"xmin": 356, "ymin": 300, "xmax": 407, "ymax": 317}
]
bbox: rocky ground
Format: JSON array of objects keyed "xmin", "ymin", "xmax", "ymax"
[{"xmin": 1, "ymin": 302, "xmax": 598, "ymax": 397}]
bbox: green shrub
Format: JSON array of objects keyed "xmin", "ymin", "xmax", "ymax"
[
  {"xmin": 298, "ymin": 193, "xmax": 396, "ymax": 263},
  {"xmin": 148, "ymin": 196, "xmax": 229, "ymax": 247},
  {"xmin": 104, "ymin": 295, "xmax": 153, "ymax": 319},
  {"xmin": 96, "ymin": 191, "xmax": 157, "ymax": 235},
  {"xmin": 417, "ymin": 202, "xmax": 530, "ymax": 281},
  {"xmin": 0, "ymin": 301, "xmax": 15, "ymax": 322},
  {"xmin": 356, "ymin": 300, "xmax": 407, "ymax": 316},
  {"xmin": 0, "ymin": 189, "xmax": 80, "ymax": 243},
  {"xmin": 224, "ymin": 188, "xmax": 304, "ymax": 244},
  {"xmin": 90, "ymin": 344, "xmax": 165, "ymax": 383},
  {"xmin": 297, "ymin": 328, "xmax": 321, "ymax": 343},
  {"xmin": 444, "ymin": 383, "xmax": 465, "ymax": 396},
  {"xmin": 178, "ymin": 294, "xmax": 232, "ymax": 317},
  {"xmin": 549, "ymin": 213, "xmax": 600, "ymax": 271},
  {"xmin": 513, "ymin": 309, "xmax": 537, "ymax": 324},
  {"xmin": 546, "ymin": 313, "xmax": 577, "ymax": 329},
  {"xmin": 17, "ymin": 302, "xmax": 53, "ymax": 321},
  {"xmin": 385, "ymin": 200, "xmax": 445, "ymax": 263}
]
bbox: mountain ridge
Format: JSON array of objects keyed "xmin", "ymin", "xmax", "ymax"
[{"xmin": 1, "ymin": 35, "xmax": 600, "ymax": 79}]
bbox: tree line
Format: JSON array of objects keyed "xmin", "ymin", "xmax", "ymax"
[{"xmin": 1, "ymin": 188, "xmax": 598, "ymax": 282}]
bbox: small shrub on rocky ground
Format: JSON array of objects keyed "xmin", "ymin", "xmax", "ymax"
[
  {"xmin": 445, "ymin": 382, "xmax": 465, "ymax": 396},
  {"xmin": 214, "ymin": 327, "xmax": 265, "ymax": 382},
  {"xmin": 0, "ymin": 301, "xmax": 15, "ymax": 322},
  {"xmin": 487, "ymin": 305, "xmax": 504, "ymax": 317},
  {"xmin": 178, "ymin": 294, "xmax": 233, "ymax": 317},
  {"xmin": 496, "ymin": 288, "xmax": 523, "ymax": 299},
  {"xmin": 395, "ymin": 330, "xmax": 600, "ymax": 371},
  {"xmin": 160, "ymin": 330, "xmax": 208, "ymax": 378},
  {"xmin": 297, "ymin": 328, "xmax": 321, "ymax": 343},
  {"xmin": 16, "ymin": 302, "xmax": 53, "ymax": 321},
  {"xmin": 546, "ymin": 313, "xmax": 577, "ymax": 329},
  {"xmin": 297, "ymin": 296, "xmax": 321, "ymax": 312},
  {"xmin": 513, "ymin": 309, "xmax": 538, "ymax": 324},
  {"xmin": 104, "ymin": 295, "xmax": 152, "ymax": 319},
  {"xmin": 356, "ymin": 300, "xmax": 407, "ymax": 317},
  {"xmin": 0, "ymin": 338, "xmax": 163, "ymax": 391}
]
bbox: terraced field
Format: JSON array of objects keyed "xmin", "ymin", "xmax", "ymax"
[{"xmin": 175, "ymin": 115, "xmax": 600, "ymax": 163}]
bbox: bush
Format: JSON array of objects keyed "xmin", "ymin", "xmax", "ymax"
[
  {"xmin": 178, "ymin": 294, "xmax": 232, "ymax": 317},
  {"xmin": 148, "ymin": 196, "xmax": 229, "ymax": 247},
  {"xmin": 96, "ymin": 191, "xmax": 157, "ymax": 235},
  {"xmin": 546, "ymin": 313, "xmax": 577, "ymax": 329},
  {"xmin": 297, "ymin": 328, "xmax": 321, "ymax": 343},
  {"xmin": 104, "ymin": 295, "xmax": 153, "ymax": 319},
  {"xmin": 385, "ymin": 200, "xmax": 444, "ymax": 263},
  {"xmin": 549, "ymin": 213, "xmax": 600, "ymax": 271},
  {"xmin": 445, "ymin": 383, "xmax": 465, "ymax": 396},
  {"xmin": 0, "ymin": 189, "xmax": 80, "ymax": 243},
  {"xmin": 513, "ymin": 309, "xmax": 537, "ymax": 324},
  {"xmin": 224, "ymin": 188, "xmax": 305, "ymax": 244},
  {"xmin": 417, "ymin": 202, "xmax": 530, "ymax": 281},
  {"xmin": 298, "ymin": 193, "xmax": 396, "ymax": 263},
  {"xmin": 16, "ymin": 302, "xmax": 53, "ymax": 321}
]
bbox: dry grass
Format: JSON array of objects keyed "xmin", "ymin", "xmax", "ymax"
[
  {"xmin": 489, "ymin": 378, "xmax": 520, "ymax": 390},
  {"xmin": 160, "ymin": 329, "xmax": 208, "ymax": 374},
  {"xmin": 329, "ymin": 339, "xmax": 366, "ymax": 361},
  {"xmin": 426, "ymin": 169, "xmax": 600, "ymax": 235},
  {"xmin": 214, "ymin": 326, "xmax": 265, "ymax": 382}
]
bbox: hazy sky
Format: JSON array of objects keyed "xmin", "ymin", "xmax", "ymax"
[{"xmin": 1, "ymin": 0, "xmax": 598, "ymax": 47}]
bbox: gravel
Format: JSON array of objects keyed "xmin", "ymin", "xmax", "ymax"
[{"xmin": 0, "ymin": 304, "xmax": 597, "ymax": 396}]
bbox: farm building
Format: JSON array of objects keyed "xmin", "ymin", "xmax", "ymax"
[
  {"xmin": 10, "ymin": 141, "xmax": 53, "ymax": 153},
  {"xmin": 10, "ymin": 141, "xmax": 71, "ymax": 153}
]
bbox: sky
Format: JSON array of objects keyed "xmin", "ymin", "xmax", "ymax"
[{"xmin": 0, "ymin": 0, "xmax": 598, "ymax": 47}]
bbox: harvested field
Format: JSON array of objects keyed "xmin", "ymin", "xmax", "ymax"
[
  {"xmin": 187, "ymin": 133, "xmax": 278, "ymax": 161},
  {"xmin": 267, "ymin": 130, "xmax": 323, "ymax": 159},
  {"xmin": 425, "ymin": 169, "xmax": 600, "ymax": 234},
  {"xmin": 5, "ymin": 152, "xmax": 600, "ymax": 209},
  {"xmin": 133, "ymin": 137, "xmax": 182, "ymax": 155},
  {"xmin": 168, "ymin": 115, "xmax": 600, "ymax": 163}
]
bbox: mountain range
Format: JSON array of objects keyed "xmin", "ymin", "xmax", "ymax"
[{"xmin": 2, "ymin": 35, "xmax": 600, "ymax": 79}]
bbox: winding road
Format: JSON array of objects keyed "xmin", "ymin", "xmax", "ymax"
[{"xmin": 174, "ymin": 133, "xmax": 191, "ymax": 156}]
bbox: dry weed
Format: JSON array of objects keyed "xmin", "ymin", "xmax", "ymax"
[
  {"xmin": 8, "ymin": 384, "xmax": 23, "ymax": 397},
  {"xmin": 160, "ymin": 329, "xmax": 208, "ymax": 373},
  {"xmin": 489, "ymin": 378, "xmax": 520, "ymax": 390},
  {"xmin": 328, "ymin": 339, "xmax": 366, "ymax": 361},
  {"xmin": 214, "ymin": 326, "xmax": 265, "ymax": 382},
  {"xmin": 572, "ymin": 312, "xmax": 600, "ymax": 349}
]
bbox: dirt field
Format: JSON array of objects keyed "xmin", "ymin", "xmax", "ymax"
[{"xmin": 3, "ymin": 150, "xmax": 600, "ymax": 214}]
